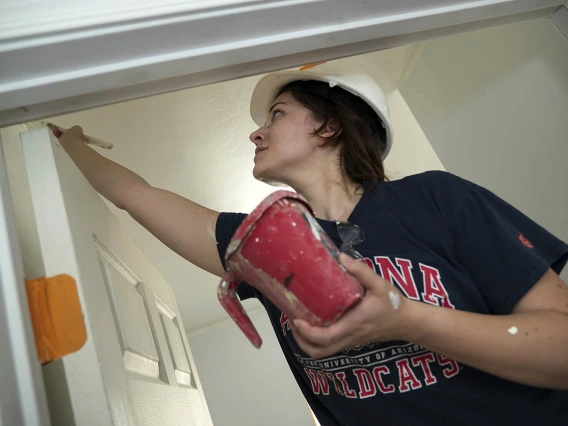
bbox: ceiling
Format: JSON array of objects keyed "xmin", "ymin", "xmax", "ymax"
[{"xmin": 47, "ymin": 43, "xmax": 419, "ymax": 332}]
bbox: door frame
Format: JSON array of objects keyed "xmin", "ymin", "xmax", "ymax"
[
  {"xmin": 0, "ymin": 0, "xmax": 564, "ymax": 127},
  {"xmin": 0, "ymin": 139, "xmax": 50, "ymax": 426}
]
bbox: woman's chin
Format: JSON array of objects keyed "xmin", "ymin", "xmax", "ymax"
[{"xmin": 252, "ymin": 166, "xmax": 264, "ymax": 181}]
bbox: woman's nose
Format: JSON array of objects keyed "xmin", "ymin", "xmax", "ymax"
[{"xmin": 249, "ymin": 128, "xmax": 265, "ymax": 145}]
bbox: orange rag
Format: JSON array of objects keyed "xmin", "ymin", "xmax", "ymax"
[{"xmin": 25, "ymin": 274, "xmax": 87, "ymax": 364}]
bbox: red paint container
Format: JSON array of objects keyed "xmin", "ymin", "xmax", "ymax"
[{"xmin": 217, "ymin": 191, "xmax": 364, "ymax": 348}]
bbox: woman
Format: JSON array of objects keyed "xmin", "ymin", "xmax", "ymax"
[{"xmin": 53, "ymin": 62, "xmax": 568, "ymax": 425}]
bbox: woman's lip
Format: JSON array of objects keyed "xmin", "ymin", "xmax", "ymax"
[{"xmin": 255, "ymin": 148, "xmax": 267, "ymax": 155}]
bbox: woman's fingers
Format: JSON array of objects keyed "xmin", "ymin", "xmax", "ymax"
[
  {"xmin": 339, "ymin": 253, "xmax": 381, "ymax": 291},
  {"xmin": 46, "ymin": 123, "xmax": 63, "ymax": 138},
  {"xmin": 291, "ymin": 323, "xmax": 351, "ymax": 359},
  {"xmin": 50, "ymin": 124, "xmax": 87, "ymax": 144},
  {"xmin": 293, "ymin": 318, "xmax": 350, "ymax": 347}
]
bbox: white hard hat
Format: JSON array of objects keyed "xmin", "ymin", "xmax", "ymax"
[{"xmin": 250, "ymin": 61, "xmax": 393, "ymax": 159}]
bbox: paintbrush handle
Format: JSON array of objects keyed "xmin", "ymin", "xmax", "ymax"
[{"xmin": 82, "ymin": 135, "xmax": 113, "ymax": 150}]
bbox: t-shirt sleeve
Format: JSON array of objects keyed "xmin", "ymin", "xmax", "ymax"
[
  {"xmin": 215, "ymin": 212, "xmax": 258, "ymax": 301},
  {"xmin": 450, "ymin": 179, "xmax": 568, "ymax": 314}
]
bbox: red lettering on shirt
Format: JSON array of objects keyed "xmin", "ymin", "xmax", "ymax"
[
  {"xmin": 362, "ymin": 257, "xmax": 376, "ymax": 271},
  {"xmin": 280, "ymin": 312, "xmax": 291, "ymax": 336},
  {"xmin": 420, "ymin": 264, "xmax": 455, "ymax": 309},
  {"xmin": 437, "ymin": 354, "xmax": 460, "ymax": 378},
  {"xmin": 353, "ymin": 368, "xmax": 377, "ymax": 398},
  {"xmin": 411, "ymin": 353, "xmax": 438, "ymax": 385},
  {"xmin": 396, "ymin": 359, "xmax": 422, "ymax": 392},
  {"xmin": 372, "ymin": 366, "xmax": 396, "ymax": 394},
  {"xmin": 517, "ymin": 233, "xmax": 534, "ymax": 249},
  {"xmin": 325, "ymin": 372, "xmax": 344, "ymax": 396},
  {"xmin": 336, "ymin": 372, "xmax": 357, "ymax": 398},
  {"xmin": 304, "ymin": 368, "xmax": 330, "ymax": 395},
  {"xmin": 375, "ymin": 257, "xmax": 419, "ymax": 300}
]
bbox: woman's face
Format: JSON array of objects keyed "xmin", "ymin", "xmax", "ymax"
[{"xmin": 249, "ymin": 91, "xmax": 323, "ymax": 185}]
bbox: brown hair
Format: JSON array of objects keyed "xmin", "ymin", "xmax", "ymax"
[{"xmin": 284, "ymin": 89, "xmax": 388, "ymax": 192}]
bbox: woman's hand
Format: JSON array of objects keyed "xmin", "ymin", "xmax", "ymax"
[
  {"xmin": 48, "ymin": 124, "xmax": 86, "ymax": 145},
  {"xmin": 291, "ymin": 253, "xmax": 416, "ymax": 359}
]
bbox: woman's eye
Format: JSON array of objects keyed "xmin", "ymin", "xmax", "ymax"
[{"xmin": 273, "ymin": 110, "xmax": 283, "ymax": 119}]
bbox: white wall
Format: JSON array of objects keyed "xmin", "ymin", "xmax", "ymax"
[
  {"xmin": 400, "ymin": 17, "xmax": 568, "ymax": 282},
  {"xmin": 187, "ymin": 90, "xmax": 444, "ymax": 426},
  {"xmin": 188, "ymin": 308, "xmax": 315, "ymax": 426}
]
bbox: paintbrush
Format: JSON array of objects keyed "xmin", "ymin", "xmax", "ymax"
[{"xmin": 22, "ymin": 121, "xmax": 113, "ymax": 150}]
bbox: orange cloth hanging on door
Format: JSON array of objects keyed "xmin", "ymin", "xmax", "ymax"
[{"xmin": 25, "ymin": 274, "xmax": 87, "ymax": 364}]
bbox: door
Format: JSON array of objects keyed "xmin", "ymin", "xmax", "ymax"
[{"xmin": 19, "ymin": 126, "xmax": 213, "ymax": 426}]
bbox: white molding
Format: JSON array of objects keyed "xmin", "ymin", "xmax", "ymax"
[
  {"xmin": 550, "ymin": 2, "xmax": 568, "ymax": 40},
  {"xmin": 94, "ymin": 235, "xmax": 140, "ymax": 286},
  {"xmin": 155, "ymin": 296, "xmax": 177, "ymax": 320},
  {"xmin": 0, "ymin": 0, "xmax": 272, "ymax": 40},
  {"xmin": 0, "ymin": 0, "xmax": 563, "ymax": 127}
]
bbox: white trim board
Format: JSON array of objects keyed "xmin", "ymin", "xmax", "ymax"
[
  {"xmin": 0, "ymin": 141, "xmax": 50, "ymax": 426},
  {"xmin": 551, "ymin": 2, "xmax": 568, "ymax": 40},
  {"xmin": 0, "ymin": 0, "xmax": 563, "ymax": 127}
]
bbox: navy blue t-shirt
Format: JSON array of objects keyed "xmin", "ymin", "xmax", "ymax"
[{"xmin": 215, "ymin": 171, "xmax": 568, "ymax": 426}]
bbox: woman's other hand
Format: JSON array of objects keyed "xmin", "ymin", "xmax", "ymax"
[{"xmin": 291, "ymin": 253, "xmax": 416, "ymax": 359}]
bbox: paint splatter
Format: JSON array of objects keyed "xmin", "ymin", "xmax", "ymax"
[
  {"xmin": 283, "ymin": 273, "xmax": 294, "ymax": 288},
  {"xmin": 508, "ymin": 326, "xmax": 518, "ymax": 335},
  {"xmin": 205, "ymin": 217, "xmax": 217, "ymax": 243},
  {"xmin": 388, "ymin": 291, "xmax": 400, "ymax": 310}
]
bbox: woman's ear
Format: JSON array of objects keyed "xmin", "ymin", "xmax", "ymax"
[{"xmin": 317, "ymin": 119, "xmax": 342, "ymax": 146}]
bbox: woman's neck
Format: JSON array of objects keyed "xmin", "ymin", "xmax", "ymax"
[{"xmin": 291, "ymin": 177, "xmax": 362, "ymax": 222}]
